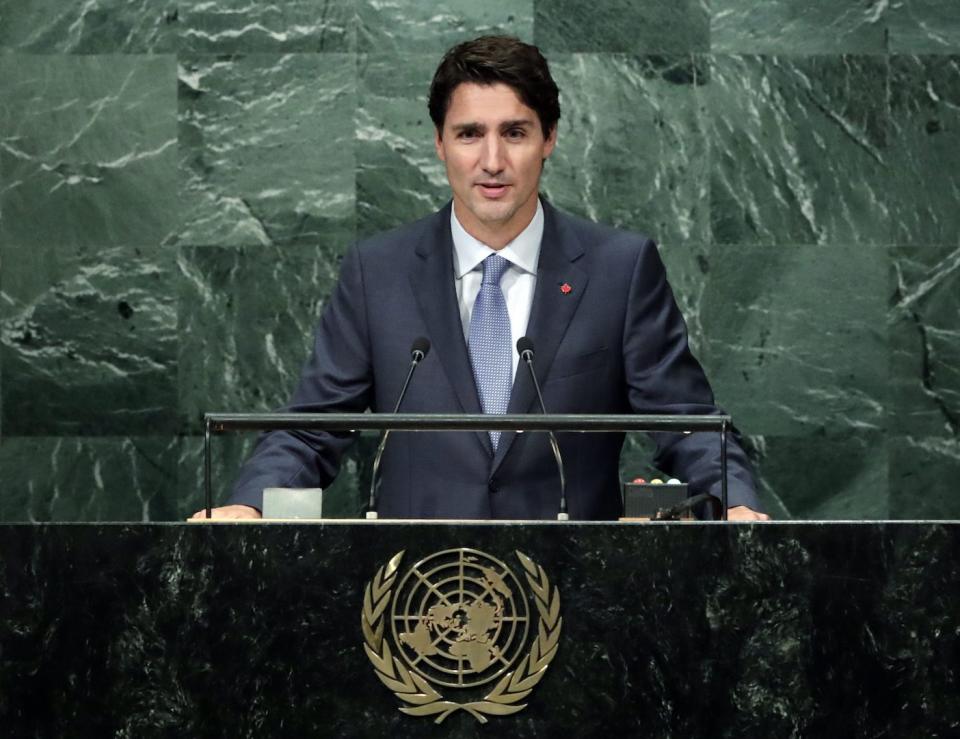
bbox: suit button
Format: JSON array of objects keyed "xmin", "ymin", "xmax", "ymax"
[{"xmin": 488, "ymin": 477, "xmax": 499, "ymax": 493}]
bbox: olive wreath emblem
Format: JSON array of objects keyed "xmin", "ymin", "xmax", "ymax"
[{"xmin": 361, "ymin": 550, "xmax": 562, "ymax": 724}]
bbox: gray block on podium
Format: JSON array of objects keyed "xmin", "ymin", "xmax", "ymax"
[{"xmin": 262, "ymin": 488, "xmax": 323, "ymax": 519}]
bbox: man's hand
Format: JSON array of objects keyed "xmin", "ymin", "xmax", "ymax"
[
  {"xmin": 726, "ymin": 506, "xmax": 771, "ymax": 521},
  {"xmin": 188, "ymin": 505, "xmax": 262, "ymax": 521}
]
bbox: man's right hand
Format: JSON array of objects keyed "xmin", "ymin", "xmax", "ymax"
[{"xmin": 188, "ymin": 505, "xmax": 262, "ymax": 520}]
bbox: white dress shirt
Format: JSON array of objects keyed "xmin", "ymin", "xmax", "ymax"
[{"xmin": 451, "ymin": 199, "xmax": 543, "ymax": 381}]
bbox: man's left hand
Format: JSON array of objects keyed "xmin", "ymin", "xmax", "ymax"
[{"xmin": 726, "ymin": 506, "xmax": 771, "ymax": 521}]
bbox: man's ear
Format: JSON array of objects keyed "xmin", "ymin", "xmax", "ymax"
[
  {"xmin": 434, "ymin": 127, "xmax": 445, "ymax": 162},
  {"xmin": 542, "ymin": 124, "xmax": 558, "ymax": 159}
]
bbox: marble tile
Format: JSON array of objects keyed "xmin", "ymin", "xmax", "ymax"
[
  {"xmin": 0, "ymin": 54, "xmax": 178, "ymax": 248},
  {"xmin": 659, "ymin": 239, "xmax": 889, "ymax": 438},
  {"xmin": 534, "ymin": 0, "xmax": 709, "ymax": 53},
  {"xmin": 710, "ymin": 0, "xmax": 890, "ymax": 54},
  {"xmin": 179, "ymin": 0, "xmax": 355, "ymax": 53},
  {"xmin": 357, "ymin": 0, "xmax": 532, "ymax": 53},
  {"xmin": 356, "ymin": 53, "xmax": 450, "ymax": 239},
  {"xmin": 707, "ymin": 0, "xmax": 959, "ymax": 56},
  {"xmin": 542, "ymin": 54, "xmax": 709, "ymax": 246},
  {"xmin": 0, "ymin": 245, "xmax": 178, "ymax": 436},
  {"xmin": 0, "ymin": 228, "xmax": 4, "ymax": 441},
  {"xmin": 746, "ymin": 433, "xmax": 889, "ymax": 519},
  {"xmin": 708, "ymin": 55, "xmax": 889, "ymax": 245},
  {"xmin": 0, "ymin": 436, "xmax": 179, "ymax": 521},
  {"xmin": 177, "ymin": 53, "xmax": 355, "ymax": 247},
  {"xmin": 889, "ymin": 436, "xmax": 960, "ymax": 518},
  {"xmin": 0, "ymin": 0, "xmax": 177, "ymax": 53},
  {"xmin": 694, "ymin": 244, "xmax": 888, "ymax": 436},
  {"xmin": 176, "ymin": 244, "xmax": 343, "ymax": 434},
  {"xmin": 889, "ymin": 0, "xmax": 960, "ymax": 53},
  {"xmin": 890, "ymin": 246, "xmax": 960, "ymax": 437},
  {"xmin": 887, "ymin": 56, "xmax": 960, "ymax": 245}
]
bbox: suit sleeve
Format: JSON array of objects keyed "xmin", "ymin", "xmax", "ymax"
[
  {"xmin": 226, "ymin": 245, "xmax": 374, "ymax": 511},
  {"xmin": 622, "ymin": 238, "xmax": 762, "ymax": 512}
]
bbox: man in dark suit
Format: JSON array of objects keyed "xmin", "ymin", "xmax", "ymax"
[{"xmin": 192, "ymin": 36, "xmax": 767, "ymax": 521}]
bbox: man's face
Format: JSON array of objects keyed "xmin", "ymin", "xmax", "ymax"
[{"xmin": 435, "ymin": 82, "xmax": 556, "ymax": 247}]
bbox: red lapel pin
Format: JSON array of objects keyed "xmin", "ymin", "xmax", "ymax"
[{"xmin": 560, "ymin": 282, "xmax": 572, "ymax": 294}]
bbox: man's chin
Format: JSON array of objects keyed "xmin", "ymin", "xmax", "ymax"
[{"xmin": 470, "ymin": 201, "xmax": 517, "ymax": 226}]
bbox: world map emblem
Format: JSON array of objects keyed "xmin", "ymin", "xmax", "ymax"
[{"xmin": 361, "ymin": 548, "xmax": 562, "ymax": 723}]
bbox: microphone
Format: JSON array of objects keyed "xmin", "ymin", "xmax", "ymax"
[
  {"xmin": 408, "ymin": 336, "xmax": 430, "ymax": 369},
  {"xmin": 366, "ymin": 337, "xmax": 431, "ymax": 519},
  {"xmin": 516, "ymin": 337, "xmax": 569, "ymax": 521},
  {"xmin": 652, "ymin": 492, "xmax": 720, "ymax": 521}
]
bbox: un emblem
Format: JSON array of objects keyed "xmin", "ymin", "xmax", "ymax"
[{"xmin": 361, "ymin": 548, "xmax": 562, "ymax": 724}]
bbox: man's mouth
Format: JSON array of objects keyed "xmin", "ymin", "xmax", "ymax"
[{"xmin": 476, "ymin": 182, "xmax": 510, "ymax": 198}]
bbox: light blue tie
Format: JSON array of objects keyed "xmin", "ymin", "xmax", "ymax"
[{"xmin": 468, "ymin": 254, "xmax": 513, "ymax": 451}]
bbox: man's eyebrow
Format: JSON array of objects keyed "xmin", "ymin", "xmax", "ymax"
[
  {"xmin": 499, "ymin": 119, "xmax": 535, "ymax": 129},
  {"xmin": 449, "ymin": 119, "xmax": 535, "ymax": 132}
]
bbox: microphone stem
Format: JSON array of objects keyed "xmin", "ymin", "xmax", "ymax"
[
  {"xmin": 367, "ymin": 355, "xmax": 421, "ymax": 517},
  {"xmin": 393, "ymin": 352, "xmax": 423, "ymax": 414},
  {"xmin": 522, "ymin": 354, "xmax": 568, "ymax": 519},
  {"xmin": 547, "ymin": 433, "xmax": 567, "ymax": 517}
]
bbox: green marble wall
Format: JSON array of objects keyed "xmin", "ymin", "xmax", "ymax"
[{"xmin": 0, "ymin": 1, "xmax": 957, "ymax": 521}]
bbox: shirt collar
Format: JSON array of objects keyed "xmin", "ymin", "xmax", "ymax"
[{"xmin": 450, "ymin": 198, "xmax": 544, "ymax": 279}]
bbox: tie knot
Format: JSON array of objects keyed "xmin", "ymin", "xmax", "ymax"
[{"xmin": 481, "ymin": 254, "xmax": 510, "ymax": 285}]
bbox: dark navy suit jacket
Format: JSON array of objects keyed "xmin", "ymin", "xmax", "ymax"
[{"xmin": 228, "ymin": 200, "xmax": 761, "ymax": 518}]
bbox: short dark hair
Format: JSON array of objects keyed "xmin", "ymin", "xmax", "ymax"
[{"xmin": 428, "ymin": 36, "xmax": 561, "ymax": 139}]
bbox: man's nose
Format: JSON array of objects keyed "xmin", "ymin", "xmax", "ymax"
[{"xmin": 480, "ymin": 134, "xmax": 505, "ymax": 174}]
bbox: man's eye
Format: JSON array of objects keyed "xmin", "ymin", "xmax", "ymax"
[
  {"xmin": 458, "ymin": 130, "xmax": 478, "ymax": 139},
  {"xmin": 506, "ymin": 129, "xmax": 525, "ymax": 139}
]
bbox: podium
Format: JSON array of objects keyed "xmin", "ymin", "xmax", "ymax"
[{"xmin": 1, "ymin": 521, "xmax": 958, "ymax": 735}]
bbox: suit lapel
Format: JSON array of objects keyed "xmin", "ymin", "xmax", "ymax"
[
  {"xmin": 410, "ymin": 202, "xmax": 492, "ymax": 457},
  {"xmin": 492, "ymin": 201, "xmax": 588, "ymax": 471}
]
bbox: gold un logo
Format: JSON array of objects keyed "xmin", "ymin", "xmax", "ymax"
[{"xmin": 361, "ymin": 548, "xmax": 562, "ymax": 724}]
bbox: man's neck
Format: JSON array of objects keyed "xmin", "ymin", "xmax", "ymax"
[{"xmin": 451, "ymin": 197, "xmax": 539, "ymax": 250}]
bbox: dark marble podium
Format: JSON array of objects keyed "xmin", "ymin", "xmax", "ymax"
[{"xmin": 1, "ymin": 522, "xmax": 958, "ymax": 737}]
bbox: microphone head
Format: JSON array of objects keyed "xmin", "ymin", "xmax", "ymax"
[
  {"xmin": 516, "ymin": 336, "xmax": 534, "ymax": 357},
  {"xmin": 411, "ymin": 336, "xmax": 431, "ymax": 360}
]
